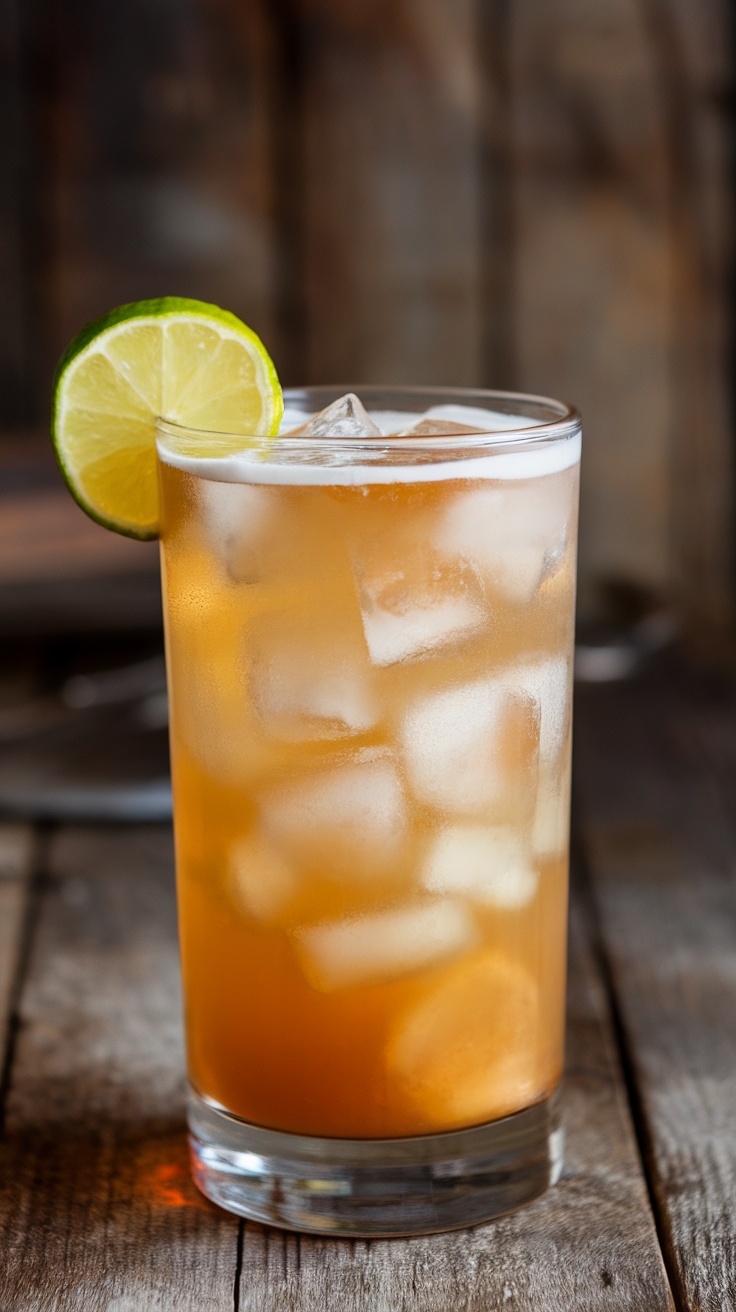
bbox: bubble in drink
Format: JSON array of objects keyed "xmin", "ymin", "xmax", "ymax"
[
  {"xmin": 422, "ymin": 825, "xmax": 539, "ymax": 909},
  {"xmin": 294, "ymin": 900, "xmax": 477, "ymax": 991},
  {"xmin": 288, "ymin": 392, "xmax": 382, "ymax": 437}
]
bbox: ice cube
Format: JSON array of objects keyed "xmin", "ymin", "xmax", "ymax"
[
  {"xmin": 250, "ymin": 609, "xmax": 377, "ymax": 740},
  {"xmin": 509, "ymin": 656, "xmax": 569, "ymax": 765},
  {"xmin": 386, "ymin": 949, "xmax": 540, "ymax": 1128},
  {"xmin": 436, "ymin": 480, "xmax": 571, "ymax": 603},
  {"xmin": 294, "ymin": 900, "xmax": 477, "ymax": 991},
  {"xmin": 361, "ymin": 594, "xmax": 485, "ymax": 666},
  {"xmin": 356, "ymin": 551, "xmax": 486, "ymax": 666},
  {"xmin": 259, "ymin": 749, "xmax": 407, "ymax": 877},
  {"xmin": 423, "ymin": 404, "xmax": 536, "ymax": 432},
  {"xmin": 395, "ymin": 418, "xmax": 485, "ymax": 436},
  {"xmin": 287, "ymin": 393, "xmax": 382, "ymax": 437},
  {"xmin": 422, "ymin": 825, "xmax": 538, "ymax": 909},
  {"xmin": 168, "ymin": 579, "xmax": 267, "ymax": 784},
  {"xmin": 199, "ymin": 479, "xmax": 275, "ymax": 583},
  {"xmin": 400, "ymin": 677, "xmax": 510, "ymax": 813},
  {"xmin": 230, "ymin": 832, "xmax": 297, "ymax": 924},
  {"xmin": 532, "ymin": 759, "xmax": 571, "ymax": 860}
]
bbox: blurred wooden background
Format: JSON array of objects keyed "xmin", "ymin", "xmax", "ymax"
[{"xmin": 0, "ymin": 0, "xmax": 733, "ymax": 634}]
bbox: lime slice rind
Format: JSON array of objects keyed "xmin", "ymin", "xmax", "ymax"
[{"xmin": 51, "ymin": 298, "xmax": 283, "ymax": 540}]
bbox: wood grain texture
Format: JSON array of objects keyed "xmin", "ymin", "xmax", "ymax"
[
  {"xmin": 0, "ymin": 819, "xmax": 673, "ymax": 1310},
  {"xmin": 0, "ymin": 1, "xmax": 35, "ymax": 424},
  {"xmin": 510, "ymin": 0, "xmax": 673, "ymax": 614},
  {"xmin": 0, "ymin": 826, "xmax": 238, "ymax": 1312},
  {"xmin": 0, "ymin": 823, "xmax": 34, "ymax": 1069},
  {"xmin": 477, "ymin": 0, "xmax": 516, "ymax": 388},
  {"xmin": 5, "ymin": 0, "xmax": 734, "ymax": 633},
  {"xmin": 575, "ymin": 664, "xmax": 736, "ymax": 1309},
  {"xmin": 509, "ymin": 0, "xmax": 733, "ymax": 629},
  {"xmin": 235, "ymin": 900, "xmax": 672, "ymax": 1311},
  {"xmin": 298, "ymin": 0, "xmax": 484, "ymax": 387},
  {"xmin": 640, "ymin": 0, "xmax": 734, "ymax": 641},
  {"xmin": 36, "ymin": 0, "xmax": 280, "ymax": 379}
]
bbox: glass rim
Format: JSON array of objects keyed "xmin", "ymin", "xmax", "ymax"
[{"xmin": 156, "ymin": 385, "xmax": 581, "ymax": 457}]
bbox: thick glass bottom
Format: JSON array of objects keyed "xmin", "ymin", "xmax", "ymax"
[{"xmin": 188, "ymin": 1086, "xmax": 563, "ymax": 1236}]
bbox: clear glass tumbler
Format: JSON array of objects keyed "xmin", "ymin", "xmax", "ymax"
[{"xmin": 157, "ymin": 386, "xmax": 581, "ymax": 1235}]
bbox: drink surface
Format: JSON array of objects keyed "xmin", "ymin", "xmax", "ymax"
[{"xmin": 159, "ymin": 410, "xmax": 579, "ymax": 1138}]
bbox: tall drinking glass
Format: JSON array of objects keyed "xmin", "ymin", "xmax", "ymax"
[{"xmin": 157, "ymin": 387, "xmax": 581, "ymax": 1235}]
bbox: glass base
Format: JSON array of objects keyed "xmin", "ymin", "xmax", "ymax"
[{"xmin": 188, "ymin": 1087, "xmax": 563, "ymax": 1236}]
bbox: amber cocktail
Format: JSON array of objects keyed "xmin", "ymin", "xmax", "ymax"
[{"xmin": 157, "ymin": 386, "xmax": 580, "ymax": 1235}]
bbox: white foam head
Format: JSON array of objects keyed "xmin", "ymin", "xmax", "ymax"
[{"xmin": 157, "ymin": 401, "xmax": 580, "ymax": 485}]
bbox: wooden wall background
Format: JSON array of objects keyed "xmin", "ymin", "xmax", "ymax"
[{"xmin": 0, "ymin": 0, "xmax": 733, "ymax": 630}]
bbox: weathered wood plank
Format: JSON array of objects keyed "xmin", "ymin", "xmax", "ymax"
[
  {"xmin": 510, "ymin": 0, "xmax": 673, "ymax": 617},
  {"xmin": 0, "ymin": 823, "xmax": 35, "ymax": 1069},
  {"xmin": 236, "ymin": 897, "xmax": 672, "ymax": 1311},
  {"xmin": 575, "ymin": 665, "xmax": 736, "ymax": 1309},
  {"xmin": 639, "ymin": 0, "xmax": 734, "ymax": 642},
  {"xmin": 0, "ymin": 826, "xmax": 238, "ymax": 1312},
  {"xmin": 298, "ymin": 0, "xmax": 484, "ymax": 387},
  {"xmin": 0, "ymin": 1, "xmax": 35, "ymax": 425},
  {"xmin": 0, "ymin": 820, "xmax": 672, "ymax": 1310},
  {"xmin": 509, "ymin": 0, "xmax": 733, "ymax": 632},
  {"xmin": 36, "ymin": 0, "xmax": 280, "ymax": 380},
  {"xmin": 477, "ymin": 0, "xmax": 515, "ymax": 389}
]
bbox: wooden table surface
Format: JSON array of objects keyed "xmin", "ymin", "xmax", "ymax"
[{"xmin": 1, "ymin": 662, "xmax": 735, "ymax": 1310}]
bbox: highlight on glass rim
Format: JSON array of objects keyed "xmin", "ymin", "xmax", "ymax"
[{"xmin": 48, "ymin": 295, "xmax": 581, "ymax": 1235}]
